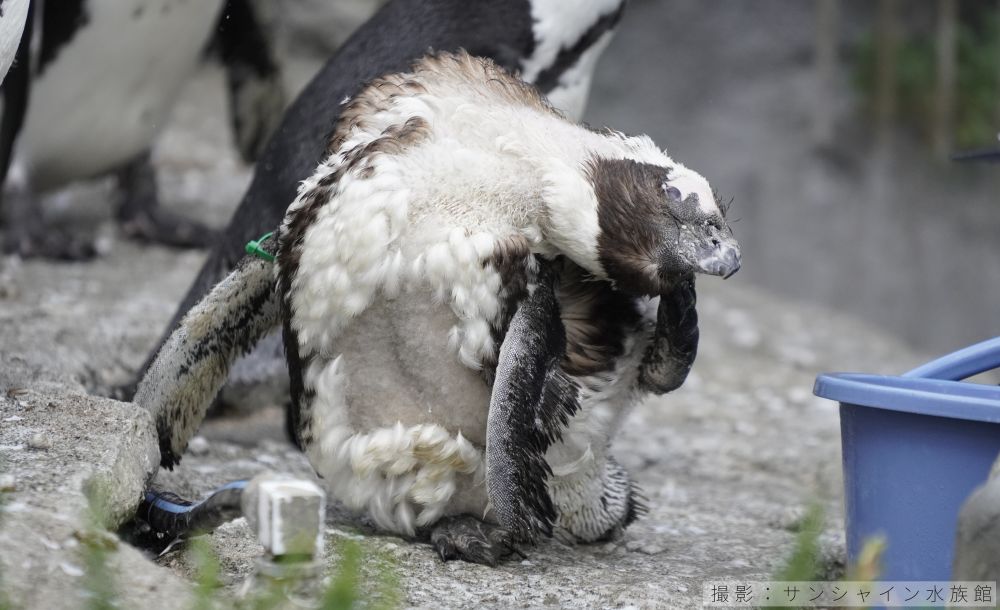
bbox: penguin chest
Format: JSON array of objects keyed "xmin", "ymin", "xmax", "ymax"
[
  {"xmin": 18, "ymin": 0, "xmax": 225, "ymax": 187},
  {"xmin": 296, "ymin": 280, "xmax": 499, "ymax": 536},
  {"xmin": 327, "ymin": 290, "xmax": 493, "ymax": 446}
]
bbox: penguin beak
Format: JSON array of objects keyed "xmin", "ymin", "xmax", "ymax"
[{"xmin": 695, "ymin": 241, "xmax": 741, "ymax": 279}]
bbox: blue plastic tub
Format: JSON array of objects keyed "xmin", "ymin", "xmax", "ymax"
[{"xmin": 814, "ymin": 337, "xmax": 1000, "ymax": 580}]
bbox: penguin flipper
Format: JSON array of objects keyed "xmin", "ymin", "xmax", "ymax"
[
  {"xmin": 638, "ymin": 274, "xmax": 699, "ymax": 394},
  {"xmin": 134, "ymin": 237, "xmax": 280, "ymax": 469},
  {"xmin": 486, "ymin": 258, "xmax": 579, "ymax": 544}
]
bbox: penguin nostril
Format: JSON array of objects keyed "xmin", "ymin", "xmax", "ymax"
[{"xmin": 711, "ymin": 238, "xmax": 720, "ymax": 247}]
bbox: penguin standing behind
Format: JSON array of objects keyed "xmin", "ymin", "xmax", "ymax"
[
  {"xmin": 134, "ymin": 0, "xmax": 630, "ymax": 390},
  {"xmin": 137, "ymin": 51, "xmax": 741, "ymax": 565},
  {"xmin": 0, "ymin": 0, "xmax": 284, "ymax": 259}
]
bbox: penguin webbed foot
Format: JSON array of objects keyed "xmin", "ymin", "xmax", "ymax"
[
  {"xmin": 429, "ymin": 515, "xmax": 524, "ymax": 566},
  {"xmin": 116, "ymin": 151, "xmax": 217, "ymax": 249},
  {"xmin": 118, "ymin": 205, "xmax": 216, "ymax": 249},
  {"xmin": 0, "ymin": 211, "xmax": 98, "ymax": 260}
]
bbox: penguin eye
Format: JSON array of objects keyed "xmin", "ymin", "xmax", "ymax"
[{"xmin": 664, "ymin": 186, "xmax": 682, "ymax": 201}]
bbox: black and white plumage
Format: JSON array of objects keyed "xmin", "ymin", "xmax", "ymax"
[
  {"xmin": 137, "ymin": 51, "xmax": 740, "ymax": 564},
  {"xmin": 0, "ymin": 0, "xmax": 283, "ymax": 258},
  {"xmin": 135, "ymin": 0, "xmax": 629, "ymax": 394},
  {"xmin": 0, "ymin": 0, "xmax": 30, "ymax": 204},
  {"xmin": 0, "ymin": 0, "xmax": 29, "ymax": 82}
]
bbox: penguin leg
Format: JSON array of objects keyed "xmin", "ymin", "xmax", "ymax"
[
  {"xmin": 486, "ymin": 257, "xmax": 580, "ymax": 544},
  {"xmin": 429, "ymin": 515, "xmax": 521, "ymax": 567},
  {"xmin": 638, "ymin": 274, "xmax": 699, "ymax": 394},
  {"xmin": 595, "ymin": 456, "xmax": 647, "ymax": 540},
  {"xmin": 134, "ymin": 239, "xmax": 280, "ymax": 468},
  {"xmin": 217, "ymin": 0, "xmax": 286, "ymax": 163},
  {"xmin": 555, "ymin": 455, "xmax": 647, "ymax": 543},
  {"xmin": 115, "ymin": 150, "xmax": 216, "ymax": 249},
  {"xmin": 0, "ymin": 181, "xmax": 98, "ymax": 260}
]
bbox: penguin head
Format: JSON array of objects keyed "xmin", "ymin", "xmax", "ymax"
[{"xmin": 585, "ymin": 156, "xmax": 741, "ymax": 295}]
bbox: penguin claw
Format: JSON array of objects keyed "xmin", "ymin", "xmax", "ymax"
[{"xmin": 429, "ymin": 515, "xmax": 520, "ymax": 566}]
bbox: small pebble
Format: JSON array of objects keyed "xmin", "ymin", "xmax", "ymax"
[
  {"xmin": 627, "ymin": 539, "xmax": 666, "ymax": 555},
  {"xmin": 256, "ymin": 453, "xmax": 279, "ymax": 465},
  {"xmin": 0, "ymin": 474, "xmax": 15, "ymax": 492},
  {"xmin": 28, "ymin": 434, "xmax": 51, "ymax": 450},
  {"xmin": 187, "ymin": 436, "xmax": 210, "ymax": 456},
  {"xmin": 59, "ymin": 562, "xmax": 84, "ymax": 577}
]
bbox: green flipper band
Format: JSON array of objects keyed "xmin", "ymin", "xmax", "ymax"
[{"xmin": 245, "ymin": 231, "xmax": 276, "ymax": 263}]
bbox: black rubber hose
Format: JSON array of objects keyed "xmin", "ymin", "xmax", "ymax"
[
  {"xmin": 139, "ymin": 480, "xmax": 248, "ymax": 539},
  {"xmin": 951, "ymin": 148, "xmax": 1000, "ymax": 162}
]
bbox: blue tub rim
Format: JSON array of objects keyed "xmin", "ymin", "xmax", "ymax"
[
  {"xmin": 814, "ymin": 373, "xmax": 1000, "ymax": 424},
  {"xmin": 814, "ymin": 336, "xmax": 1000, "ymax": 424}
]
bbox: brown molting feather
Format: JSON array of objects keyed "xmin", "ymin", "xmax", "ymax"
[
  {"xmin": 276, "ymin": 179, "xmax": 334, "ymax": 447},
  {"xmin": 588, "ymin": 157, "xmax": 669, "ymax": 295},
  {"xmin": 479, "ymin": 247, "xmax": 643, "ymax": 384},
  {"xmin": 328, "ymin": 50, "xmax": 556, "ymax": 157},
  {"xmin": 283, "ymin": 114, "xmax": 432, "ymax": 284},
  {"xmin": 327, "ymin": 76, "xmax": 428, "ymax": 155},
  {"xmin": 340, "ymin": 116, "xmax": 431, "ymax": 178},
  {"xmin": 557, "ymin": 262, "xmax": 641, "ymax": 377},
  {"xmin": 411, "ymin": 51, "xmax": 557, "ymax": 117}
]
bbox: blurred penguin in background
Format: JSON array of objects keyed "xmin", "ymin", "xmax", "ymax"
[
  {"xmin": 0, "ymin": 0, "xmax": 30, "ymax": 81},
  {"xmin": 0, "ymin": 0, "xmax": 284, "ymax": 259}
]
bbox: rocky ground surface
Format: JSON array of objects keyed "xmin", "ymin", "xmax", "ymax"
[{"xmin": 0, "ymin": 54, "xmax": 935, "ymax": 610}]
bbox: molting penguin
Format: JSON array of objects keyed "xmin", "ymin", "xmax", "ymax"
[
  {"xmin": 134, "ymin": 0, "xmax": 630, "ymax": 394},
  {"xmin": 136, "ymin": 51, "xmax": 741, "ymax": 565},
  {"xmin": 0, "ymin": 0, "xmax": 283, "ymax": 259}
]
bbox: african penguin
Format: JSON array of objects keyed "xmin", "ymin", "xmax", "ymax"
[
  {"xmin": 136, "ymin": 51, "xmax": 741, "ymax": 565},
  {"xmin": 0, "ymin": 0, "xmax": 283, "ymax": 259},
  {"xmin": 133, "ymin": 0, "xmax": 630, "ymax": 397}
]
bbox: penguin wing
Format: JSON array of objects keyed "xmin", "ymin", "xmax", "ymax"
[
  {"xmin": 486, "ymin": 258, "xmax": 580, "ymax": 543},
  {"xmin": 134, "ymin": 235, "xmax": 281, "ymax": 469},
  {"xmin": 638, "ymin": 275, "xmax": 700, "ymax": 394}
]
